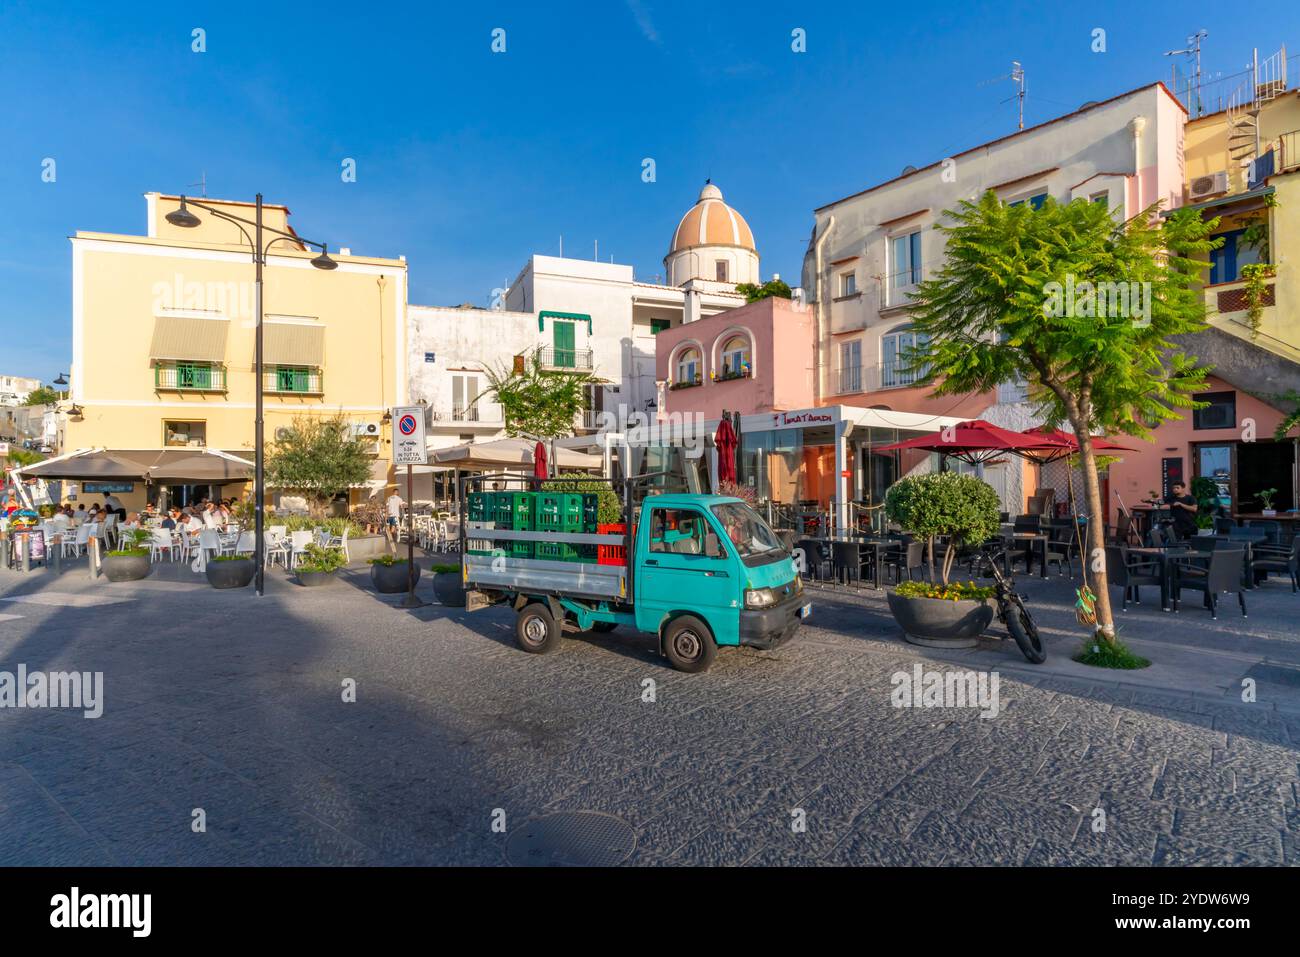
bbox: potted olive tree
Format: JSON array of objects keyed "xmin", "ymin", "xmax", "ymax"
[
  {"xmin": 103, "ymin": 528, "xmax": 152, "ymax": 582},
  {"xmin": 295, "ymin": 543, "xmax": 346, "ymax": 587},
  {"xmin": 370, "ymin": 554, "xmax": 420, "ymax": 594},
  {"xmin": 884, "ymin": 472, "xmax": 1001, "ymax": 648},
  {"xmin": 431, "ymin": 563, "xmax": 466, "ymax": 606},
  {"xmin": 206, "ymin": 554, "xmax": 255, "ymax": 589}
]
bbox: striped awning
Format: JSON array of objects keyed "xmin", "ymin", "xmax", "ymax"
[
  {"xmin": 148, "ymin": 316, "xmax": 229, "ymax": 362},
  {"xmin": 265, "ymin": 321, "xmax": 324, "ymax": 366}
]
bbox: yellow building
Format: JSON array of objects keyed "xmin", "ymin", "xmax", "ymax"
[{"xmin": 65, "ymin": 192, "xmax": 407, "ymax": 510}]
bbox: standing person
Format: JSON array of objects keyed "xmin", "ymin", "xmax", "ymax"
[
  {"xmin": 102, "ymin": 491, "xmax": 126, "ymax": 520},
  {"xmin": 385, "ymin": 487, "xmax": 404, "ymax": 547},
  {"xmin": 1166, "ymin": 481, "xmax": 1199, "ymax": 541}
]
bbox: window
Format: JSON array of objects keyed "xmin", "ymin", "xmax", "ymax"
[
  {"xmin": 649, "ymin": 507, "xmax": 709, "ymax": 555},
  {"xmin": 273, "ymin": 365, "xmax": 315, "ymax": 393},
  {"xmin": 1009, "ymin": 192, "xmax": 1048, "ymax": 209},
  {"xmin": 649, "ymin": 318, "xmax": 671, "ymax": 335},
  {"xmin": 719, "ymin": 335, "xmax": 751, "ymax": 378},
  {"xmin": 839, "ymin": 272, "xmax": 857, "ymax": 296},
  {"xmin": 881, "ymin": 327, "xmax": 929, "ymax": 387},
  {"xmin": 838, "ymin": 339, "xmax": 862, "ymax": 393},
  {"xmin": 452, "ymin": 374, "xmax": 481, "ymax": 421},
  {"xmin": 1090, "ymin": 191, "xmax": 1109, "ymax": 207},
  {"xmin": 890, "ymin": 231, "xmax": 922, "ymax": 289},
  {"xmin": 156, "ymin": 361, "xmax": 225, "ymax": 391},
  {"xmin": 424, "ymin": 352, "xmax": 436, "ymax": 363},
  {"xmin": 715, "ymin": 260, "xmax": 729, "ymax": 282},
  {"xmin": 1193, "ymin": 391, "xmax": 1236, "ymax": 430},
  {"xmin": 164, "ymin": 420, "xmax": 206, "ymax": 448},
  {"xmin": 674, "ymin": 347, "xmax": 701, "ymax": 386},
  {"xmin": 551, "ymin": 319, "xmax": 576, "ymax": 368},
  {"xmin": 1208, "ymin": 229, "xmax": 1260, "ymax": 285},
  {"xmin": 712, "ymin": 502, "xmax": 782, "ymax": 561}
]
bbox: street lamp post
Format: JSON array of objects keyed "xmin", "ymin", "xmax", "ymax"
[{"xmin": 164, "ymin": 194, "xmax": 337, "ymax": 596}]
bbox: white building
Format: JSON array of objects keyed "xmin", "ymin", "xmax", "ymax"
[
  {"xmin": 0, "ymin": 374, "xmax": 43, "ymax": 406},
  {"xmin": 407, "ymin": 182, "xmax": 768, "ymax": 451}
]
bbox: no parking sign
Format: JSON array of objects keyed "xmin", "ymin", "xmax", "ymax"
[{"xmin": 391, "ymin": 406, "xmax": 428, "ymax": 465}]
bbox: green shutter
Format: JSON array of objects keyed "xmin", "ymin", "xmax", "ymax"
[{"xmin": 552, "ymin": 321, "xmax": 575, "ymax": 368}]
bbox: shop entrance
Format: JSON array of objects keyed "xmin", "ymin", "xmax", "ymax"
[{"xmin": 1235, "ymin": 439, "xmax": 1295, "ymax": 513}]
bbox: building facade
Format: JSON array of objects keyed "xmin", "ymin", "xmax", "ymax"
[{"xmin": 65, "ymin": 192, "xmax": 407, "ymax": 509}]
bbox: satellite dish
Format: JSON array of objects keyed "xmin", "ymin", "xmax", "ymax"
[
  {"xmin": 901, "ymin": 165, "xmax": 918, "ymax": 175},
  {"xmin": 1079, "ymin": 101, "xmax": 1099, "ymax": 111}
]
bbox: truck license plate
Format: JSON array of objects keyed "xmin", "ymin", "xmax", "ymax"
[{"xmin": 799, "ymin": 603, "xmax": 812, "ymax": 619}]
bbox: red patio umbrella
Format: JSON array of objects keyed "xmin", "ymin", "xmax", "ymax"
[
  {"xmin": 714, "ymin": 416, "xmax": 738, "ymax": 486},
  {"xmin": 873, "ymin": 419, "xmax": 1071, "ymax": 465},
  {"xmin": 1020, "ymin": 425, "xmax": 1136, "ymax": 464},
  {"xmin": 532, "ymin": 441, "xmax": 548, "ymax": 481}
]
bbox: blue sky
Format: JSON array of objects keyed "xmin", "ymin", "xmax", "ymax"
[{"xmin": 1, "ymin": 1, "xmax": 1296, "ymax": 379}]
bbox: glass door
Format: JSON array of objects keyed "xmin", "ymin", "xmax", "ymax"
[{"xmin": 1195, "ymin": 444, "xmax": 1234, "ymax": 511}]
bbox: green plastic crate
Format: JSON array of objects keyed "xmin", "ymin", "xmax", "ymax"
[
  {"xmin": 467, "ymin": 492, "xmax": 489, "ymax": 524},
  {"xmin": 508, "ymin": 539, "xmax": 534, "ymax": 560},
  {"xmin": 535, "ymin": 541, "xmax": 580, "ymax": 563}
]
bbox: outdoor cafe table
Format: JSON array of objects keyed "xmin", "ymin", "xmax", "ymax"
[
  {"xmin": 813, "ymin": 534, "xmax": 894, "ymax": 589},
  {"xmin": 1125, "ymin": 545, "xmax": 1195, "ymax": 611},
  {"xmin": 998, "ymin": 530, "xmax": 1050, "ymax": 580}
]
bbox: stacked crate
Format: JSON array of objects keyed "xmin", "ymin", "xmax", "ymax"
[
  {"xmin": 535, "ymin": 492, "xmax": 583, "ymax": 562},
  {"xmin": 498, "ymin": 492, "xmax": 534, "ymax": 560},
  {"xmin": 466, "ymin": 492, "xmax": 494, "ymax": 555}
]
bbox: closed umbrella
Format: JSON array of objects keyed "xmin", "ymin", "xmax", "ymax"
[
  {"xmin": 533, "ymin": 441, "xmax": 548, "ymax": 481},
  {"xmin": 714, "ymin": 417, "xmax": 737, "ymax": 486}
]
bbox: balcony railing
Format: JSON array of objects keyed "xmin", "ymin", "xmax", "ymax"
[
  {"xmin": 1281, "ymin": 129, "xmax": 1300, "ymax": 173},
  {"xmin": 262, "ymin": 369, "xmax": 323, "ymax": 395},
  {"xmin": 835, "ymin": 365, "xmax": 863, "ymax": 395},
  {"xmin": 997, "ymin": 379, "xmax": 1030, "ymax": 404},
  {"xmin": 538, "ymin": 346, "xmax": 594, "ymax": 371},
  {"xmin": 873, "ymin": 358, "xmax": 931, "ymax": 390},
  {"xmin": 452, "ymin": 405, "xmax": 480, "ymax": 422},
  {"xmin": 155, "ymin": 364, "xmax": 227, "ymax": 392}
]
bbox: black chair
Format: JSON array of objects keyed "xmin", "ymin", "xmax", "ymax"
[
  {"xmin": 1213, "ymin": 517, "xmax": 1236, "ymax": 534},
  {"xmin": 1252, "ymin": 537, "xmax": 1300, "ymax": 592},
  {"xmin": 1013, "ymin": 514, "xmax": 1040, "ymax": 533},
  {"xmin": 1105, "ymin": 545, "xmax": 1162, "ymax": 611},
  {"xmin": 1040, "ymin": 526, "xmax": 1073, "ymax": 577},
  {"xmin": 831, "ymin": 540, "xmax": 867, "ymax": 586},
  {"xmin": 885, "ymin": 540, "xmax": 926, "ymax": 583},
  {"xmin": 1171, "ymin": 548, "xmax": 1247, "ymax": 620},
  {"xmin": 1146, "ymin": 526, "xmax": 1167, "ymax": 547},
  {"xmin": 1247, "ymin": 520, "xmax": 1281, "ymax": 545},
  {"xmin": 794, "ymin": 539, "xmax": 830, "ymax": 580},
  {"xmin": 1108, "ymin": 512, "xmax": 1134, "ymax": 546}
]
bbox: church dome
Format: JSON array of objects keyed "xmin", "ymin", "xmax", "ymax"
[{"xmin": 668, "ymin": 182, "xmax": 756, "ymax": 254}]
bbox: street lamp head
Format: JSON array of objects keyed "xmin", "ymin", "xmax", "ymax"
[
  {"xmin": 165, "ymin": 197, "xmax": 201, "ymax": 229},
  {"xmin": 310, "ymin": 246, "xmax": 338, "ymax": 271},
  {"xmin": 53, "ymin": 373, "xmax": 68, "ymax": 386}
]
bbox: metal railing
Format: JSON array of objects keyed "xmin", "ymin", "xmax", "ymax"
[
  {"xmin": 835, "ymin": 365, "xmax": 863, "ymax": 395},
  {"xmin": 262, "ymin": 369, "xmax": 323, "ymax": 394},
  {"xmin": 998, "ymin": 379, "xmax": 1030, "ymax": 404},
  {"xmin": 537, "ymin": 346, "xmax": 594, "ymax": 371},
  {"xmin": 1280, "ymin": 129, "xmax": 1300, "ymax": 172},
  {"xmin": 155, "ymin": 364, "xmax": 227, "ymax": 392},
  {"xmin": 873, "ymin": 358, "xmax": 930, "ymax": 390},
  {"xmin": 451, "ymin": 405, "xmax": 480, "ymax": 422}
]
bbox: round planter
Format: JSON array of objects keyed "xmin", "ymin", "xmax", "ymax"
[
  {"xmin": 433, "ymin": 570, "xmax": 466, "ymax": 607},
  {"xmin": 206, "ymin": 557, "xmax": 255, "ymax": 589},
  {"xmin": 887, "ymin": 591, "xmax": 993, "ymax": 649},
  {"xmin": 102, "ymin": 552, "xmax": 151, "ymax": 583},
  {"xmin": 296, "ymin": 569, "xmax": 337, "ymax": 588},
  {"xmin": 371, "ymin": 561, "xmax": 420, "ymax": 594},
  {"xmin": 1196, "ymin": 528, "xmax": 1214, "ymax": 537}
]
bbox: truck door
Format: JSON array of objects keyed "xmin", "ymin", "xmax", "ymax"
[{"xmin": 635, "ymin": 504, "xmax": 740, "ymax": 646}]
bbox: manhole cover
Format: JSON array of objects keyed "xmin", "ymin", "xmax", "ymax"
[{"xmin": 505, "ymin": 811, "xmax": 636, "ymax": 867}]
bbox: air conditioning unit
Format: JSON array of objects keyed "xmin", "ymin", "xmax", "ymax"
[
  {"xmin": 1188, "ymin": 171, "xmax": 1229, "ymax": 201},
  {"xmin": 274, "ymin": 427, "xmax": 292, "ymax": 442},
  {"xmin": 351, "ymin": 422, "xmax": 380, "ymax": 438}
]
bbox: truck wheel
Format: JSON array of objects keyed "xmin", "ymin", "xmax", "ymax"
[
  {"xmin": 662, "ymin": 616, "xmax": 717, "ymax": 673},
  {"xmin": 516, "ymin": 603, "xmax": 562, "ymax": 654},
  {"xmin": 591, "ymin": 621, "xmax": 618, "ymax": 633}
]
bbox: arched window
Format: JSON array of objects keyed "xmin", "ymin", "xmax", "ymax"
[
  {"xmin": 675, "ymin": 347, "xmax": 702, "ymax": 386},
  {"xmin": 880, "ymin": 325, "xmax": 930, "ymax": 388},
  {"xmin": 718, "ymin": 335, "xmax": 751, "ymax": 379}
]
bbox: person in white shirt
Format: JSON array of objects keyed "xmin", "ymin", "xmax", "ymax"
[
  {"xmin": 102, "ymin": 493, "xmax": 125, "ymax": 519},
  {"xmin": 385, "ymin": 490, "xmax": 403, "ymax": 545}
]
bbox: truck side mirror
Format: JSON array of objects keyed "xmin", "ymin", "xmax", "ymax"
[{"xmin": 704, "ymin": 532, "xmax": 722, "ymax": 558}]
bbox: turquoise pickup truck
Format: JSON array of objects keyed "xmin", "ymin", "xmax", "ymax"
[{"xmin": 462, "ymin": 492, "xmax": 809, "ymax": 672}]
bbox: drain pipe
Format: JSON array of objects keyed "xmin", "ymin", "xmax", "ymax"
[{"xmin": 812, "ymin": 216, "xmax": 835, "ymax": 405}]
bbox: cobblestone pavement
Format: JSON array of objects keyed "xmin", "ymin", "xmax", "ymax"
[{"xmin": 1, "ymin": 560, "xmax": 1298, "ymax": 866}]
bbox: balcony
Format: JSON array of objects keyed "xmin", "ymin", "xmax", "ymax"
[
  {"xmin": 427, "ymin": 403, "xmax": 503, "ymax": 429},
  {"xmin": 834, "ymin": 365, "xmax": 863, "ymax": 395},
  {"xmin": 538, "ymin": 346, "xmax": 594, "ymax": 371},
  {"xmin": 451, "ymin": 404, "xmax": 480, "ymax": 422},
  {"xmin": 155, "ymin": 363, "xmax": 227, "ymax": 393},
  {"xmin": 1204, "ymin": 275, "xmax": 1293, "ymax": 357},
  {"xmin": 997, "ymin": 379, "xmax": 1030, "ymax": 404},
  {"xmin": 881, "ymin": 267, "xmax": 922, "ymax": 311},
  {"xmin": 262, "ymin": 368, "xmax": 323, "ymax": 395},
  {"xmin": 868, "ymin": 358, "xmax": 931, "ymax": 391},
  {"xmin": 1280, "ymin": 129, "xmax": 1300, "ymax": 173},
  {"xmin": 829, "ymin": 292, "xmax": 866, "ymax": 334}
]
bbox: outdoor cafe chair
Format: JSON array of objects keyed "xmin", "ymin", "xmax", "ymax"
[
  {"xmin": 234, "ymin": 532, "xmax": 256, "ymax": 556},
  {"xmin": 196, "ymin": 529, "xmax": 223, "ymax": 566},
  {"xmin": 323, "ymin": 524, "xmax": 350, "ymax": 561},
  {"xmin": 1043, "ymin": 526, "xmax": 1074, "ymax": 577},
  {"xmin": 288, "ymin": 531, "xmax": 315, "ymax": 568},
  {"xmin": 440, "ymin": 521, "xmax": 461, "ymax": 553},
  {"xmin": 831, "ymin": 540, "xmax": 869, "ymax": 586},
  {"xmin": 794, "ymin": 539, "xmax": 830, "ymax": 581},
  {"xmin": 1246, "ymin": 520, "xmax": 1281, "ymax": 545},
  {"xmin": 64, "ymin": 522, "xmax": 94, "ymax": 558},
  {"xmin": 1105, "ymin": 545, "xmax": 1162, "ymax": 611},
  {"xmin": 1213, "ymin": 517, "xmax": 1236, "ymax": 534},
  {"xmin": 265, "ymin": 529, "xmax": 289, "ymax": 568},
  {"xmin": 886, "ymin": 540, "xmax": 925, "ymax": 584},
  {"xmin": 148, "ymin": 528, "xmax": 178, "ymax": 562},
  {"xmin": 1171, "ymin": 548, "xmax": 1247, "ymax": 620},
  {"xmin": 1252, "ymin": 537, "xmax": 1300, "ymax": 593}
]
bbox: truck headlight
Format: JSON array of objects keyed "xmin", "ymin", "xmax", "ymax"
[
  {"xmin": 744, "ymin": 587, "xmax": 777, "ymax": 609},
  {"xmin": 791, "ymin": 576, "xmax": 803, "ymax": 596}
]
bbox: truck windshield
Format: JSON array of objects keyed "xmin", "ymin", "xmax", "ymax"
[{"xmin": 710, "ymin": 502, "xmax": 784, "ymax": 562}]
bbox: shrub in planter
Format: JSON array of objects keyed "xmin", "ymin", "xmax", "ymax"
[
  {"xmin": 369, "ymin": 554, "xmax": 420, "ymax": 593},
  {"xmin": 206, "ymin": 554, "xmax": 255, "ymax": 589},
  {"xmin": 884, "ymin": 473, "xmax": 1001, "ymax": 646},
  {"xmin": 103, "ymin": 528, "xmax": 152, "ymax": 583},
  {"xmin": 295, "ymin": 543, "xmax": 346, "ymax": 587},
  {"xmin": 431, "ymin": 562, "xmax": 466, "ymax": 607}
]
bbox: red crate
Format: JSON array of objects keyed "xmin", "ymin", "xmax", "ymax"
[{"xmin": 597, "ymin": 523, "xmax": 627, "ymax": 566}]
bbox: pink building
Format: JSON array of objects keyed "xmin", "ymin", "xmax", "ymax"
[{"xmin": 654, "ymin": 296, "xmax": 814, "ymax": 420}]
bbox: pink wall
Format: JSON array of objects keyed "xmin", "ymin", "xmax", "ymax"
[
  {"xmin": 656, "ymin": 297, "xmax": 814, "ymax": 419},
  {"xmin": 1106, "ymin": 377, "xmax": 1290, "ymax": 523}
]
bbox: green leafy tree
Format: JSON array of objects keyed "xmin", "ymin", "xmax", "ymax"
[
  {"xmin": 541, "ymin": 473, "xmax": 622, "ymax": 523},
  {"xmin": 734, "ymin": 278, "xmax": 792, "ymax": 303},
  {"xmin": 264, "ymin": 415, "xmax": 372, "ymax": 517},
  {"xmin": 884, "ymin": 472, "xmax": 1000, "ymax": 585},
  {"xmin": 23, "ymin": 387, "xmax": 59, "ymax": 406},
  {"xmin": 907, "ymin": 192, "xmax": 1217, "ymax": 641},
  {"xmin": 478, "ymin": 349, "xmax": 594, "ymax": 439}
]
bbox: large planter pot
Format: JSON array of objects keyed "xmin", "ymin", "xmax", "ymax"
[
  {"xmin": 206, "ymin": 557, "xmax": 255, "ymax": 589},
  {"xmin": 371, "ymin": 561, "xmax": 420, "ymax": 594},
  {"xmin": 887, "ymin": 591, "xmax": 993, "ymax": 649},
  {"xmin": 296, "ymin": 569, "xmax": 337, "ymax": 588},
  {"xmin": 103, "ymin": 552, "xmax": 152, "ymax": 583},
  {"xmin": 433, "ymin": 570, "xmax": 466, "ymax": 607}
]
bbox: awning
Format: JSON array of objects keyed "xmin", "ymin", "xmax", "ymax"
[
  {"xmin": 264, "ymin": 321, "xmax": 324, "ymax": 366},
  {"xmin": 149, "ymin": 316, "xmax": 229, "ymax": 362},
  {"xmin": 432, "ymin": 437, "xmax": 602, "ymax": 470},
  {"xmin": 15, "ymin": 448, "xmax": 253, "ymax": 483}
]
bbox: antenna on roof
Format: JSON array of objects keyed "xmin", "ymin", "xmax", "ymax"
[
  {"xmin": 980, "ymin": 62, "xmax": 1026, "ymax": 131},
  {"xmin": 1165, "ymin": 30, "xmax": 1209, "ymax": 117},
  {"xmin": 186, "ymin": 172, "xmax": 207, "ymax": 197}
]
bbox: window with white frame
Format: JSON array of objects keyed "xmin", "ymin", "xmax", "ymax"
[
  {"xmin": 675, "ymin": 347, "xmax": 701, "ymax": 385},
  {"xmin": 838, "ymin": 339, "xmax": 862, "ymax": 394},
  {"xmin": 451, "ymin": 374, "xmax": 481, "ymax": 421},
  {"xmin": 880, "ymin": 326, "xmax": 929, "ymax": 388},
  {"xmin": 889, "ymin": 231, "xmax": 922, "ymax": 291},
  {"xmin": 718, "ymin": 335, "xmax": 751, "ymax": 379},
  {"xmin": 839, "ymin": 271, "xmax": 857, "ymax": 296}
]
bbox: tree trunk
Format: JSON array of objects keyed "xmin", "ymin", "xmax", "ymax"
[
  {"xmin": 926, "ymin": 536, "xmax": 936, "ymax": 583},
  {"xmin": 1072, "ymin": 427, "xmax": 1116, "ymax": 642}
]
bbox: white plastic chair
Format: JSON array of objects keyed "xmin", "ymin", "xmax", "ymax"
[
  {"xmin": 289, "ymin": 531, "xmax": 314, "ymax": 568},
  {"xmin": 442, "ymin": 520, "xmax": 461, "ymax": 552},
  {"xmin": 234, "ymin": 532, "xmax": 255, "ymax": 555},
  {"xmin": 197, "ymin": 529, "xmax": 222, "ymax": 566},
  {"xmin": 65, "ymin": 522, "xmax": 94, "ymax": 558},
  {"xmin": 148, "ymin": 528, "xmax": 177, "ymax": 562},
  {"xmin": 324, "ymin": 524, "xmax": 350, "ymax": 562}
]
